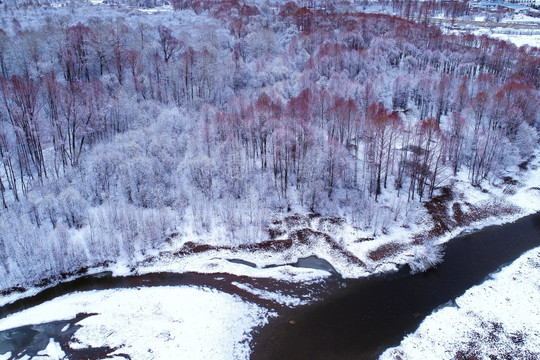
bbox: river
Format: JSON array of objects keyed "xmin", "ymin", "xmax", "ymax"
[
  {"xmin": 1, "ymin": 212, "xmax": 539, "ymax": 359},
  {"xmin": 251, "ymin": 212, "xmax": 540, "ymax": 359}
]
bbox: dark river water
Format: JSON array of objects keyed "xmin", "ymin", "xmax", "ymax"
[
  {"xmin": 0, "ymin": 212, "xmax": 539, "ymax": 359},
  {"xmin": 251, "ymin": 212, "xmax": 540, "ymax": 360}
]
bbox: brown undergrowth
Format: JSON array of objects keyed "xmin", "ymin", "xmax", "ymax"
[
  {"xmin": 414, "ymin": 185, "xmax": 520, "ymax": 246},
  {"xmin": 371, "ymin": 182, "xmax": 521, "ymax": 263}
]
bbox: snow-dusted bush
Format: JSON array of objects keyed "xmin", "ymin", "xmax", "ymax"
[{"xmin": 408, "ymin": 241, "xmax": 445, "ymax": 274}]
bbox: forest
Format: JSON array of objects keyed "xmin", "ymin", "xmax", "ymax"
[{"xmin": 0, "ymin": 0, "xmax": 539, "ymax": 290}]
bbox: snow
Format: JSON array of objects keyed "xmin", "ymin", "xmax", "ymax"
[
  {"xmin": 0, "ymin": 287, "xmax": 270, "ymax": 360},
  {"xmin": 507, "ymin": 155, "xmax": 540, "ymax": 214},
  {"xmin": 503, "ymin": 13, "xmax": 540, "ymax": 25},
  {"xmin": 0, "ymin": 290, "xmax": 39, "ymax": 308},
  {"xmin": 492, "ymin": 33, "xmax": 540, "ymax": 48},
  {"xmin": 0, "ymin": 2, "xmax": 537, "ymax": 359},
  {"xmin": 380, "ymin": 246, "xmax": 540, "ymax": 359},
  {"xmin": 441, "ymin": 13, "xmax": 540, "ymax": 49},
  {"xmin": 36, "ymin": 339, "xmax": 65, "ymax": 359},
  {"xmin": 453, "ymin": 149, "xmax": 540, "ymax": 218},
  {"xmin": 0, "ymin": 0, "xmax": 535, "ymax": 291},
  {"xmin": 141, "ymin": 257, "xmax": 333, "ymax": 282},
  {"xmin": 232, "ymin": 281, "xmax": 312, "ymax": 307},
  {"xmin": 473, "ymin": 28, "xmax": 540, "ymax": 48},
  {"xmin": 136, "ymin": 4, "xmax": 173, "ymax": 13},
  {"xmin": 435, "ymin": 10, "xmax": 540, "ymax": 49}
]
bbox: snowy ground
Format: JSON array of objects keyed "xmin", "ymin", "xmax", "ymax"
[
  {"xmin": 473, "ymin": 27, "xmax": 540, "ymax": 48},
  {"xmin": 0, "ymin": 287, "xmax": 270, "ymax": 360},
  {"xmin": 438, "ymin": 13, "xmax": 540, "ymax": 48},
  {"xmin": 380, "ymin": 245, "xmax": 540, "ymax": 360},
  {"xmin": 0, "ymin": 163, "xmax": 537, "ymax": 359}
]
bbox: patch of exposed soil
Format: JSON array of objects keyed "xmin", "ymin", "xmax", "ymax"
[
  {"xmin": 173, "ymin": 238, "xmax": 295, "ymax": 256},
  {"xmin": 452, "ymin": 320, "xmax": 534, "ymax": 360},
  {"xmin": 284, "ymin": 214, "xmax": 311, "ymax": 228},
  {"xmin": 452, "ymin": 202, "xmax": 466, "ymax": 225},
  {"xmin": 268, "ymin": 227, "xmax": 286, "ymax": 240},
  {"xmin": 317, "ymin": 217, "xmax": 346, "ymax": 231},
  {"xmin": 368, "ymin": 242, "xmax": 407, "ymax": 262},
  {"xmin": 502, "ymin": 176, "xmax": 518, "ymax": 185},
  {"xmin": 416, "ymin": 185, "xmax": 520, "ymax": 246},
  {"xmin": 453, "ymin": 201, "xmax": 520, "ymax": 228},
  {"xmin": 290, "ymin": 228, "xmax": 321, "ymax": 245},
  {"xmin": 174, "ymin": 242, "xmax": 225, "ymax": 256},
  {"xmin": 0, "ymin": 287, "xmax": 25, "ymax": 297},
  {"xmin": 324, "ymin": 234, "xmax": 366, "ymax": 266},
  {"xmin": 518, "ymin": 154, "xmax": 535, "ymax": 171},
  {"xmin": 355, "ymin": 237, "xmax": 375, "ymax": 243},
  {"xmin": 420, "ymin": 187, "xmax": 455, "ymax": 241},
  {"xmin": 238, "ymin": 239, "xmax": 293, "ymax": 252}
]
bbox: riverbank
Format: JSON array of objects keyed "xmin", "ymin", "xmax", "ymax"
[
  {"xmin": 0, "ymin": 286, "xmax": 270, "ymax": 360},
  {"xmin": 133, "ymin": 149, "xmax": 540, "ymax": 281},
  {"xmin": 108, "ymin": 148, "xmax": 540, "ymax": 278},
  {"xmin": 1, "ymin": 211, "xmax": 539, "ymax": 360},
  {"xmin": 0, "ymin": 271, "xmax": 341, "ymax": 359},
  {"xmin": 380, "ymin": 245, "xmax": 540, "ymax": 359}
]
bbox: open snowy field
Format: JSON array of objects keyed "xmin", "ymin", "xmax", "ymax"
[
  {"xmin": 473, "ymin": 27, "xmax": 540, "ymax": 48},
  {"xmin": 0, "ymin": 287, "xmax": 269, "ymax": 360},
  {"xmin": 380, "ymin": 245, "xmax": 540, "ymax": 359},
  {"xmin": 439, "ymin": 13, "xmax": 540, "ymax": 48}
]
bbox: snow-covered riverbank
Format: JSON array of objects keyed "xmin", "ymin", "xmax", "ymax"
[
  {"xmin": 1, "ymin": 148, "xmax": 539, "ymax": 311},
  {"xmin": 380, "ymin": 245, "xmax": 540, "ymax": 359},
  {"xmin": 0, "ymin": 287, "xmax": 270, "ymax": 360},
  {"xmin": 117, "ymin": 148, "xmax": 540, "ymax": 281}
]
